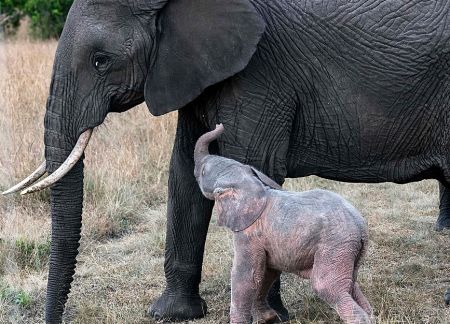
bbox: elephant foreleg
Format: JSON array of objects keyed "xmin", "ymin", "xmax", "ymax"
[
  {"xmin": 148, "ymin": 112, "xmax": 214, "ymax": 321},
  {"xmin": 437, "ymin": 183, "xmax": 450, "ymax": 231}
]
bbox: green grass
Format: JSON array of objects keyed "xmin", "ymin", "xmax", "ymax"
[
  {"xmin": 14, "ymin": 237, "xmax": 50, "ymax": 271},
  {"xmin": 1, "ymin": 280, "xmax": 32, "ymax": 308}
]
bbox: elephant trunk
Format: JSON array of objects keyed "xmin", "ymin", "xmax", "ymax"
[
  {"xmin": 193, "ymin": 124, "xmax": 224, "ymax": 176},
  {"xmin": 45, "ymin": 161, "xmax": 84, "ymax": 323},
  {"xmin": 43, "ymin": 74, "xmax": 85, "ymax": 323}
]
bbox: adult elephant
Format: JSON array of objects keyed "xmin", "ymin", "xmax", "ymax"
[{"xmin": 4, "ymin": 0, "xmax": 450, "ymax": 322}]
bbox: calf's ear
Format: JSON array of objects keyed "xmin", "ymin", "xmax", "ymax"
[
  {"xmin": 250, "ymin": 167, "xmax": 283, "ymax": 190},
  {"xmin": 145, "ymin": 0, "xmax": 266, "ymax": 116},
  {"xmin": 215, "ymin": 188, "xmax": 267, "ymax": 232}
]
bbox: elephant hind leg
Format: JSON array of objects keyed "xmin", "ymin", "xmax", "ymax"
[
  {"xmin": 437, "ymin": 183, "xmax": 450, "ymax": 231},
  {"xmin": 352, "ymin": 282, "xmax": 372, "ymax": 316},
  {"xmin": 311, "ymin": 252, "xmax": 371, "ymax": 324},
  {"xmin": 312, "ymin": 280, "xmax": 371, "ymax": 324},
  {"xmin": 436, "ymin": 184, "xmax": 450, "ymax": 307},
  {"xmin": 267, "ymin": 277, "xmax": 289, "ymax": 322},
  {"xmin": 330, "ymin": 292, "xmax": 370, "ymax": 324}
]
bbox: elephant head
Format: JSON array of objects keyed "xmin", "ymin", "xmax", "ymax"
[
  {"xmin": 3, "ymin": 0, "xmax": 265, "ymax": 321},
  {"xmin": 194, "ymin": 125, "xmax": 281, "ymax": 232}
]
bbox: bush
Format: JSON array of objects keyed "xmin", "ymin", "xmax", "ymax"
[
  {"xmin": 0, "ymin": 0, "xmax": 26, "ymax": 34},
  {"xmin": 15, "ymin": 237, "xmax": 51, "ymax": 270},
  {"xmin": 24, "ymin": 0, "xmax": 73, "ymax": 39},
  {"xmin": 0, "ymin": 280, "xmax": 32, "ymax": 308},
  {"xmin": 0, "ymin": 0, "xmax": 73, "ymax": 39}
]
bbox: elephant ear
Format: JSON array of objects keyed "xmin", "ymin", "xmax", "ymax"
[
  {"xmin": 145, "ymin": 0, "xmax": 266, "ymax": 116},
  {"xmin": 250, "ymin": 167, "xmax": 283, "ymax": 190},
  {"xmin": 215, "ymin": 188, "xmax": 267, "ymax": 232}
]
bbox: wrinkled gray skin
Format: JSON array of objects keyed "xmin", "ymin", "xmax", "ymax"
[
  {"xmin": 194, "ymin": 126, "xmax": 372, "ymax": 324},
  {"xmin": 12, "ymin": 0, "xmax": 450, "ymax": 321}
]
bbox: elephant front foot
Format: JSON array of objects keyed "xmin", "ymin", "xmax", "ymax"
[
  {"xmin": 148, "ymin": 290, "xmax": 207, "ymax": 321},
  {"xmin": 435, "ymin": 211, "xmax": 450, "ymax": 231},
  {"xmin": 445, "ymin": 289, "xmax": 450, "ymax": 306},
  {"xmin": 253, "ymin": 307, "xmax": 280, "ymax": 323}
]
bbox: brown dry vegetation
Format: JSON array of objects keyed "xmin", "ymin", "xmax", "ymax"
[{"xmin": 0, "ymin": 38, "xmax": 449, "ymax": 324}]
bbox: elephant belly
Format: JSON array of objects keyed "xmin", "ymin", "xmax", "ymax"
[
  {"xmin": 286, "ymin": 113, "xmax": 450, "ymax": 184},
  {"xmin": 283, "ymin": 39, "xmax": 450, "ymax": 184},
  {"xmin": 264, "ymin": 227, "xmax": 318, "ymax": 274},
  {"xmin": 266, "ymin": 249, "xmax": 315, "ymax": 275},
  {"xmin": 285, "ymin": 79, "xmax": 450, "ymax": 184},
  {"xmin": 262, "ymin": 204, "xmax": 324, "ymax": 275}
]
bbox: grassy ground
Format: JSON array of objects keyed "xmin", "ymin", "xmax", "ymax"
[{"xmin": 0, "ymin": 39, "xmax": 449, "ymax": 324}]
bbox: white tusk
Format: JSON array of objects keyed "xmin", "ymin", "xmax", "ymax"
[
  {"xmin": 20, "ymin": 129, "xmax": 93, "ymax": 195},
  {"xmin": 2, "ymin": 161, "xmax": 47, "ymax": 195}
]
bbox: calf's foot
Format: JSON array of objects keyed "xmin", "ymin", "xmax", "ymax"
[
  {"xmin": 148, "ymin": 290, "xmax": 207, "ymax": 321},
  {"xmin": 253, "ymin": 308, "xmax": 280, "ymax": 323},
  {"xmin": 445, "ymin": 289, "xmax": 450, "ymax": 306}
]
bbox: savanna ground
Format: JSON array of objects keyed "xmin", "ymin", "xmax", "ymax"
[{"xmin": 0, "ymin": 35, "xmax": 449, "ymax": 324}]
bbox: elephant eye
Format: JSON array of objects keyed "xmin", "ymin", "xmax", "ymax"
[
  {"xmin": 202, "ymin": 168, "xmax": 205, "ymax": 176},
  {"xmin": 93, "ymin": 54, "xmax": 110, "ymax": 72}
]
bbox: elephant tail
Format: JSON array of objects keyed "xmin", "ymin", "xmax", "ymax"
[{"xmin": 353, "ymin": 231, "xmax": 368, "ymax": 284}]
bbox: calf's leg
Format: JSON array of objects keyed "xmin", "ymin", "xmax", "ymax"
[
  {"xmin": 352, "ymin": 282, "xmax": 372, "ymax": 316},
  {"xmin": 253, "ymin": 268, "xmax": 281, "ymax": 323},
  {"xmin": 331, "ymin": 292, "xmax": 370, "ymax": 324},
  {"xmin": 230, "ymin": 235, "xmax": 267, "ymax": 324},
  {"xmin": 311, "ymin": 251, "xmax": 371, "ymax": 324}
]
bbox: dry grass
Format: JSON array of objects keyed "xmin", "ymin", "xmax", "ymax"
[{"xmin": 0, "ymin": 38, "xmax": 449, "ymax": 324}]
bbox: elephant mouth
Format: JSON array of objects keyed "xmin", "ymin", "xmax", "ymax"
[{"xmin": 2, "ymin": 129, "xmax": 93, "ymax": 195}]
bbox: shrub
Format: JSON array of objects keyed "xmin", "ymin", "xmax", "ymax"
[
  {"xmin": 0, "ymin": 0, "xmax": 73, "ymax": 39},
  {"xmin": 0, "ymin": 0, "xmax": 26, "ymax": 35},
  {"xmin": 24, "ymin": 0, "xmax": 73, "ymax": 39},
  {"xmin": 0, "ymin": 280, "xmax": 32, "ymax": 308},
  {"xmin": 14, "ymin": 290, "xmax": 32, "ymax": 307},
  {"xmin": 15, "ymin": 237, "xmax": 51, "ymax": 270}
]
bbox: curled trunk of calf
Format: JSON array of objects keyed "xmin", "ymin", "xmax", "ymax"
[{"xmin": 194, "ymin": 124, "xmax": 224, "ymax": 176}]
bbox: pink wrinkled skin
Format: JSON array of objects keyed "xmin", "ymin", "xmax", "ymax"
[
  {"xmin": 193, "ymin": 126, "xmax": 372, "ymax": 323},
  {"xmin": 222, "ymin": 189, "xmax": 372, "ymax": 324}
]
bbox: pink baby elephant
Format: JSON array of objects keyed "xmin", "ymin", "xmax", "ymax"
[{"xmin": 194, "ymin": 124, "xmax": 372, "ymax": 324}]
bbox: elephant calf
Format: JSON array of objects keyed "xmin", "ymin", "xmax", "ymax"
[{"xmin": 194, "ymin": 125, "xmax": 372, "ymax": 324}]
